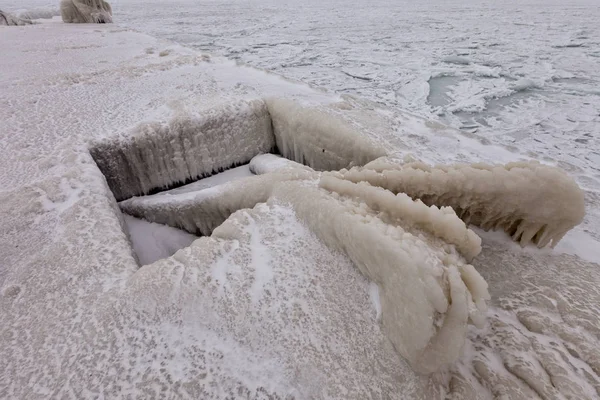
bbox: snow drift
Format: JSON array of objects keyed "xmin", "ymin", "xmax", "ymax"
[
  {"xmin": 60, "ymin": 0, "xmax": 113, "ymax": 23},
  {"xmin": 333, "ymin": 158, "xmax": 585, "ymax": 248}
]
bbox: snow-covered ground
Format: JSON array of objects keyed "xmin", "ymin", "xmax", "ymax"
[{"xmin": 1, "ymin": 2, "xmax": 599, "ymax": 399}]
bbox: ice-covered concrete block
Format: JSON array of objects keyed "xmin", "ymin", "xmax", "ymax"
[{"xmin": 90, "ymin": 99, "xmax": 275, "ymax": 201}]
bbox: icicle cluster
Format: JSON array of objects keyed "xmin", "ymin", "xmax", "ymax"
[{"xmin": 333, "ymin": 159, "xmax": 585, "ymax": 248}]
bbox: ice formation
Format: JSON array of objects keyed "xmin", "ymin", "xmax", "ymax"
[
  {"xmin": 266, "ymin": 98, "xmax": 387, "ymax": 171},
  {"xmin": 120, "ymin": 168, "xmax": 315, "ymax": 236},
  {"xmin": 14, "ymin": 7, "xmax": 61, "ymax": 21},
  {"xmin": 112, "ymin": 101, "xmax": 584, "ymax": 373},
  {"xmin": 0, "ymin": 10, "xmax": 33, "ymax": 26},
  {"xmin": 249, "ymin": 153, "xmax": 311, "ymax": 175},
  {"xmin": 90, "ymin": 99, "xmax": 274, "ymax": 201},
  {"xmin": 273, "ymin": 179, "xmax": 490, "ymax": 373},
  {"xmin": 334, "ymin": 158, "xmax": 585, "ymax": 248},
  {"xmin": 60, "ymin": 0, "xmax": 113, "ymax": 23},
  {"xmin": 4, "ymin": 21, "xmax": 597, "ymax": 399}
]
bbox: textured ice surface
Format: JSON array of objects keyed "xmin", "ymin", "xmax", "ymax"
[
  {"xmin": 0, "ymin": 10, "xmax": 33, "ymax": 25},
  {"xmin": 120, "ymin": 169, "xmax": 315, "ymax": 236},
  {"xmin": 158, "ymin": 164, "xmax": 253, "ymax": 196},
  {"xmin": 338, "ymin": 159, "xmax": 585, "ymax": 248},
  {"xmin": 100, "ymin": 0, "xmax": 600, "ymax": 193},
  {"xmin": 274, "ymin": 179, "xmax": 489, "ymax": 373},
  {"xmin": 91, "ymin": 99, "xmax": 274, "ymax": 200},
  {"xmin": 1, "ymin": 14, "xmax": 599, "ymax": 400},
  {"xmin": 60, "ymin": 0, "xmax": 112, "ymax": 24},
  {"xmin": 123, "ymin": 214, "xmax": 197, "ymax": 266},
  {"xmin": 13, "ymin": 6, "xmax": 59, "ymax": 20},
  {"xmin": 267, "ymin": 98, "xmax": 387, "ymax": 170}
]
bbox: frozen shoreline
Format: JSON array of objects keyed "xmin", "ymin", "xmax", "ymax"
[{"xmin": 1, "ymin": 17, "xmax": 599, "ymax": 399}]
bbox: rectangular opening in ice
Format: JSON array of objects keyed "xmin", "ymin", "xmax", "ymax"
[{"xmin": 88, "ymin": 98, "xmax": 386, "ymax": 265}]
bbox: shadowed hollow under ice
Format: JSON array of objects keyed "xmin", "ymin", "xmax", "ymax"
[{"xmin": 1, "ymin": 2, "xmax": 600, "ymax": 399}]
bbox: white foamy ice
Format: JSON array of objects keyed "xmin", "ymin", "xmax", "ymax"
[
  {"xmin": 106, "ymin": 202, "xmax": 439, "ymax": 398},
  {"xmin": 120, "ymin": 168, "xmax": 316, "ymax": 236},
  {"xmin": 119, "ymin": 149, "xmax": 587, "ymax": 373},
  {"xmin": 248, "ymin": 153, "xmax": 310, "ymax": 175},
  {"xmin": 275, "ymin": 178, "xmax": 489, "ymax": 374},
  {"xmin": 60, "ymin": 0, "xmax": 113, "ymax": 24},
  {"xmin": 13, "ymin": 7, "xmax": 60, "ymax": 21}
]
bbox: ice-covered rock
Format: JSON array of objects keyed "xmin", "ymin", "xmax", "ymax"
[
  {"xmin": 0, "ymin": 10, "xmax": 33, "ymax": 26},
  {"xmin": 120, "ymin": 168, "xmax": 316, "ymax": 236},
  {"xmin": 61, "ymin": 0, "xmax": 113, "ymax": 24}
]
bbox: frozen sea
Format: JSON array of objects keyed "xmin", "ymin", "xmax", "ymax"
[
  {"xmin": 7, "ymin": 0, "xmax": 600, "ymax": 190},
  {"xmin": 119, "ymin": 0, "xmax": 600, "ymax": 188}
]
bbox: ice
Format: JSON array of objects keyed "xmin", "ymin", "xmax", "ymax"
[
  {"xmin": 2, "ymin": 6, "xmax": 600, "ymax": 399},
  {"xmin": 248, "ymin": 153, "xmax": 309, "ymax": 175},
  {"xmin": 266, "ymin": 98, "xmax": 386, "ymax": 171},
  {"xmin": 60, "ymin": 0, "xmax": 112, "ymax": 24},
  {"xmin": 119, "ymin": 169, "xmax": 315, "ymax": 236},
  {"xmin": 158, "ymin": 165, "xmax": 253, "ymax": 196},
  {"xmin": 13, "ymin": 6, "xmax": 59, "ymax": 20},
  {"xmin": 123, "ymin": 214, "xmax": 197, "ymax": 266},
  {"xmin": 90, "ymin": 99, "xmax": 274, "ymax": 201},
  {"xmin": 0, "ymin": 10, "xmax": 33, "ymax": 25},
  {"xmin": 274, "ymin": 178, "xmax": 490, "ymax": 373},
  {"xmin": 338, "ymin": 159, "xmax": 585, "ymax": 248}
]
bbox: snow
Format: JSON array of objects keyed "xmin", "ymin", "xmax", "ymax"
[
  {"xmin": 159, "ymin": 164, "xmax": 253, "ymax": 196},
  {"xmin": 1, "ymin": 3, "xmax": 599, "ymax": 399},
  {"xmin": 123, "ymin": 214, "xmax": 197, "ymax": 266}
]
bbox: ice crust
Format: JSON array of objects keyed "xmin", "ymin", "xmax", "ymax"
[
  {"xmin": 2, "ymin": 20, "xmax": 599, "ymax": 400},
  {"xmin": 266, "ymin": 98, "xmax": 387, "ymax": 171},
  {"xmin": 120, "ymin": 169, "xmax": 315, "ymax": 236},
  {"xmin": 91, "ymin": 99, "xmax": 275, "ymax": 201},
  {"xmin": 60, "ymin": 0, "xmax": 113, "ymax": 24},
  {"xmin": 123, "ymin": 214, "xmax": 197, "ymax": 266},
  {"xmin": 337, "ymin": 159, "xmax": 585, "ymax": 248},
  {"xmin": 0, "ymin": 10, "xmax": 33, "ymax": 25},
  {"xmin": 273, "ymin": 179, "xmax": 490, "ymax": 373}
]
